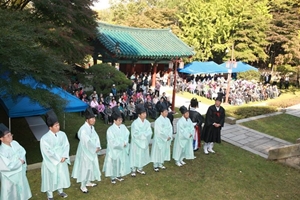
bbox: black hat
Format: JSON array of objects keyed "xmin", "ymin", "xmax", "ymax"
[
  {"xmin": 215, "ymin": 96, "xmax": 222, "ymax": 102},
  {"xmin": 0, "ymin": 123, "xmax": 9, "ymax": 138},
  {"xmin": 190, "ymin": 98, "xmax": 199, "ymax": 108},
  {"xmin": 136, "ymin": 104, "xmax": 146, "ymax": 115},
  {"xmin": 45, "ymin": 110, "xmax": 59, "ymax": 127},
  {"xmin": 179, "ymin": 106, "xmax": 188, "ymax": 114},
  {"xmin": 84, "ymin": 107, "xmax": 95, "ymax": 119},
  {"xmin": 112, "ymin": 106, "xmax": 122, "ymax": 121},
  {"xmin": 157, "ymin": 103, "xmax": 168, "ymax": 113}
]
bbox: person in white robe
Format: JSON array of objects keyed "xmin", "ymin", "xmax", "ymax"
[
  {"xmin": 172, "ymin": 106, "xmax": 195, "ymax": 167},
  {"xmin": 72, "ymin": 107, "xmax": 101, "ymax": 193},
  {"xmin": 40, "ymin": 110, "xmax": 70, "ymax": 200},
  {"xmin": 129, "ymin": 104, "xmax": 152, "ymax": 177},
  {"xmin": 103, "ymin": 107, "xmax": 131, "ymax": 184},
  {"xmin": 0, "ymin": 123, "xmax": 32, "ymax": 200},
  {"xmin": 151, "ymin": 104, "xmax": 173, "ymax": 172}
]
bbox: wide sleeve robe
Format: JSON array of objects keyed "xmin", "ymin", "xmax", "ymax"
[
  {"xmin": 71, "ymin": 122, "xmax": 101, "ymax": 183},
  {"xmin": 40, "ymin": 130, "xmax": 71, "ymax": 192},
  {"xmin": 202, "ymin": 105, "xmax": 225, "ymax": 143},
  {"xmin": 172, "ymin": 116, "xmax": 195, "ymax": 161},
  {"xmin": 0, "ymin": 141, "xmax": 32, "ymax": 200},
  {"xmin": 129, "ymin": 117, "xmax": 152, "ymax": 169},
  {"xmin": 103, "ymin": 123, "xmax": 131, "ymax": 177},
  {"xmin": 151, "ymin": 115, "xmax": 173, "ymax": 163}
]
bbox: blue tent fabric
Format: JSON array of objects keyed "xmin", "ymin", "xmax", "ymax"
[
  {"xmin": 0, "ymin": 78, "xmax": 88, "ymax": 118},
  {"xmin": 220, "ymin": 61, "xmax": 258, "ymax": 73},
  {"xmin": 179, "ymin": 61, "xmax": 227, "ymax": 74}
]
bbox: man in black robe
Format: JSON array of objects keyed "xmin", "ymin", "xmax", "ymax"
[
  {"xmin": 202, "ymin": 97, "xmax": 225, "ymax": 154},
  {"xmin": 189, "ymin": 98, "xmax": 204, "ymax": 151}
]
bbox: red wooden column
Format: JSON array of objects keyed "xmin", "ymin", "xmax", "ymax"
[
  {"xmin": 171, "ymin": 60, "xmax": 178, "ymax": 111},
  {"xmin": 151, "ymin": 63, "xmax": 158, "ymax": 88}
]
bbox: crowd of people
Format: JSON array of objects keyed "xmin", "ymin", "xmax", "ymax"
[
  {"xmin": 0, "ymin": 95, "xmax": 226, "ymax": 199},
  {"xmin": 67, "ymin": 69, "xmax": 288, "ymax": 117}
]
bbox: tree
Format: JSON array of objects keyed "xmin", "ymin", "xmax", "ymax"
[
  {"xmin": 77, "ymin": 63, "xmax": 132, "ymax": 97},
  {"xmin": 267, "ymin": 0, "xmax": 300, "ymax": 67},
  {"xmin": 107, "ymin": 0, "xmax": 186, "ymax": 33},
  {"xmin": 177, "ymin": 0, "xmax": 270, "ymax": 63},
  {"xmin": 0, "ymin": 1, "xmax": 98, "ymax": 113}
]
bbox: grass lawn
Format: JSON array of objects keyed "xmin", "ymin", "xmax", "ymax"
[
  {"xmin": 27, "ymin": 142, "xmax": 300, "ymax": 200},
  {"xmin": 240, "ymin": 114, "xmax": 300, "ymax": 143}
]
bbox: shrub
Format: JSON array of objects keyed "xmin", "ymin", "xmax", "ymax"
[
  {"xmin": 237, "ymin": 70, "xmax": 261, "ymax": 82},
  {"xmin": 268, "ymin": 97, "xmax": 300, "ymax": 108},
  {"xmin": 226, "ymin": 106, "xmax": 277, "ymax": 119},
  {"xmin": 77, "ymin": 63, "xmax": 132, "ymax": 97}
]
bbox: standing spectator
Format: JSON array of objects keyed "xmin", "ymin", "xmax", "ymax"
[
  {"xmin": 154, "ymin": 80, "xmax": 161, "ymax": 97},
  {"xmin": 151, "ymin": 104, "xmax": 173, "ymax": 172},
  {"xmin": 284, "ymin": 75, "xmax": 290, "ymax": 89},
  {"xmin": 111, "ymin": 84, "xmax": 117, "ymax": 97},
  {"xmin": 202, "ymin": 97, "xmax": 225, "ymax": 154},
  {"xmin": 172, "ymin": 106, "xmax": 195, "ymax": 167},
  {"xmin": 103, "ymin": 107, "xmax": 131, "ymax": 184},
  {"xmin": 130, "ymin": 104, "xmax": 152, "ymax": 177},
  {"xmin": 0, "ymin": 123, "xmax": 32, "ymax": 200},
  {"xmin": 40, "ymin": 110, "xmax": 70, "ymax": 199},
  {"xmin": 72, "ymin": 107, "xmax": 101, "ymax": 193}
]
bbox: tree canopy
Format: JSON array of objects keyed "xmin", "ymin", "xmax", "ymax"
[
  {"xmin": 102, "ymin": 0, "xmax": 300, "ymax": 69},
  {"xmin": 0, "ymin": 0, "xmax": 98, "ymax": 112}
]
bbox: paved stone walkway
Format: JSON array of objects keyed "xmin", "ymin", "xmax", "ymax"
[
  {"xmin": 172, "ymin": 106, "xmax": 298, "ymax": 159},
  {"xmin": 157, "ymin": 86, "xmax": 300, "ymax": 159}
]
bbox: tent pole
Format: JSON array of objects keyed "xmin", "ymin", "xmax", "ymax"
[
  {"xmin": 9, "ymin": 117, "xmax": 11, "ymax": 131},
  {"xmin": 64, "ymin": 113, "xmax": 66, "ymax": 130}
]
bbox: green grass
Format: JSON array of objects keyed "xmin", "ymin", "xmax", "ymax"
[
  {"xmin": 27, "ymin": 142, "xmax": 300, "ymax": 200},
  {"xmin": 240, "ymin": 114, "xmax": 300, "ymax": 143}
]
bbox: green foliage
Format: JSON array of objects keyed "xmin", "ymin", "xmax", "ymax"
[
  {"xmin": 77, "ymin": 63, "xmax": 132, "ymax": 96},
  {"xmin": 0, "ymin": 1, "xmax": 98, "ymax": 114},
  {"xmin": 237, "ymin": 70, "xmax": 261, "ymax": 81},
  {"xmin": 276, "ymin": 64, "xmax": 298, "ymax": 75},
  {"xmin": 226, "ymin": 106, "xmax": 277, "ymax": 119},
  {"xmin": 0, "ymin": 9, "xmax": 68, "ymax": 112},
  {"xmin": 178, "ymin": 0, "xmax": 270, "ymax": 63},
  {"xmin": 267, "ymin": 0, "xmax": 300, "ymax": 66},
  {"xmin": 107, "ymin": 0, "xmax": 185, "ymax": 33}
]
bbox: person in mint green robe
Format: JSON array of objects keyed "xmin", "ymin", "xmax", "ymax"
[
  {"xmin": 103, "ymin": 107, "xmax": 131, "ymax": 184},
  {"xmin": 129, "ymin": 104, "xmax": 152, "ymax": 176},
  {"xmin": 40, "ymin": 110, "xmax": 70, "ymax": 199},
  {"xmin": 72, "ymin": 107, "xmax": 101, "ymax": 193},
  {"xmin": 151, "ymin": 104, "xmax": 173, "ymax": 172},
  {"xmin": 172, "ymin": 106, "xmax": 195, "ymax": 167},
  {"xmin": 0, "ymin": 124, "xmax": 32, "ymax": 200}
]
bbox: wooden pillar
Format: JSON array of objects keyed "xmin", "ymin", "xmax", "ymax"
[
  {"xmin": 171, "ymin": 61, "xmax": 178, "ymax": 111},
  {"xmin": 151, "ymin": 63, "xmax": 157, "ymax": 88},
  {"xmin": 131, "ymin": 63, "xmax": 136, "ymax": 75}
]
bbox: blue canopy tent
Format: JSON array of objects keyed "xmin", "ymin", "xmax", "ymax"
[
  {"xmin": 220, "ymin": 61, "xmax": 258, "ymax": 73},
  {"xmin": 179, "ymin": 61, "xmax": 227, "ymax": 74},
  {"xmin": 0, "ymin": 77, "xmax": 88, "ymax": 131}
]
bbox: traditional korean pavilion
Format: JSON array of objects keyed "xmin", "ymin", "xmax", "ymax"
[{"xmin": 93, "ymin": 22, "xmax": 194, "ymax": 86}]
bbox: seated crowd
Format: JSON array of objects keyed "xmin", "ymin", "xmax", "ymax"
[
  {"xmin": 67, "ymin": 69, "xmax": 281, "ymax": 120},
  {"xmin": 68, "ymin": 78, "xmax": 174, "ymax": 125},
  {"xmin": 177, "ymin": 74, "xmax": 281, "ymax": 105}
]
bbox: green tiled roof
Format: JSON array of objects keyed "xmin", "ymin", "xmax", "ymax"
[{"xmin": 96, "ymin": 22, "xmax": 194, "ymax": 60}]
